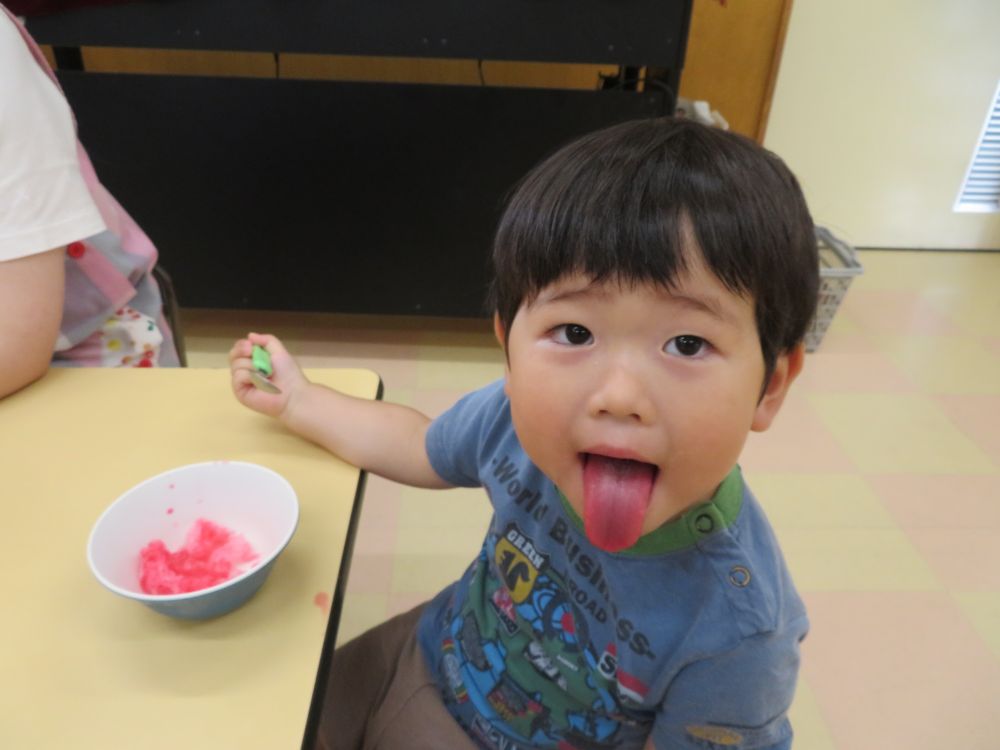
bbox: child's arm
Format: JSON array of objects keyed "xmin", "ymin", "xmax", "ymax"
[
  {"xmin": 229, "ymin": 333, "xmax": 450, "ymax": 489},
  {"xmin": 0, "ymin": 248, "xmax": 65, "ymax": 399}
]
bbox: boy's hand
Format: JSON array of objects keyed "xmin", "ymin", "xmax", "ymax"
[
  {"xmin": 231, "ymin": 332, "xmax": 448, "ymax": 489},
  {"xmin": 229, "ymin": 333, "xmax": 308, "ymax": 419}
]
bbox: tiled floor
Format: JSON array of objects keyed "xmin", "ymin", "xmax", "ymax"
[{"xmin": 184, "ymin": 250, "xmax": 1000, "ymax": 750}]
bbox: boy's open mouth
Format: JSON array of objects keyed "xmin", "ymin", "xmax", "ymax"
[{"xmin": 581, "ymin": 452, "xmax": 658, "ymax": 553}]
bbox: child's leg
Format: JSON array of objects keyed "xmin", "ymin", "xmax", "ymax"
[
  {"xmin": 315, "ymin": 604, "xmax": 425, "ymax": 749},
  {"xmin": 363, "ymin": 616, "xmax": 478, "ymax": 750},
  {"xmin": 316, "ymin": 603, "xmax": 476, "ymax": 750}
]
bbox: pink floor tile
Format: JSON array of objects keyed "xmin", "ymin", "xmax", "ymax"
[
  {"xmin": 407, "ymin": 388, "xmax": 475, "ymax": 420},
  {"xmin": 935, "ymin": 394, "xmax": 1000, "ymax": 467},
  {"xmin": 838, "ymin": 289, "xmax": 961, "ymax": 337},
  {"xmin": 352, "ymin": 357, "xmax": 421, "ymax": 394},
  {"xmin": 344, "ymin": 552, "xmax": 395, "ymax": 594},
  {"xmin": 387, "ymin": 592, "xmax": 435, "ymax": 618},
  {"xmin": 797, "ymin": 351, "xmax": 917, "ymax": 393},
  {"xmin": 301, "ymin": 351, "xmax": 420, "ymax": 394},
  {"xmin": 868, "ymin": 474, "xmax": 1000, "ymax": 529},
  {"xmin": 903, "ymin": 528, "xmax": 1000, "ymax": 591},
  {"xmin": 352, "ymin": 477, "xmax": 400, "ymax": 555},
  {"xmin": 808, "ymin": 327, "xmax": 882, "ymax": 354},
  {"xmin": 740, "ymin": 393, "xmax": 857, "ymax": 472},
  {"xmin": 802, "ymin": 591, "xmax": 1000, "ymax": 750}
]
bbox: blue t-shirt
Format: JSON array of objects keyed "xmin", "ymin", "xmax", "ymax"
[{"xmin": 419, "ymin": 380, "xmax": 808, "ymax": 750}]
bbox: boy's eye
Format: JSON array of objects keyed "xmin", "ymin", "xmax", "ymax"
[
  {"xmin": 665, "ymin": 335, "xmax": 708, "ymax": 357},
  {"xmin": 553, "ymin": 324, "xmax": 593, "ymax": 346}
]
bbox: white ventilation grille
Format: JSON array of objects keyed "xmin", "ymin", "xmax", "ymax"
[{"xmin": 955, "ymin": 80, "xmax": 1000, "ymax": 213}]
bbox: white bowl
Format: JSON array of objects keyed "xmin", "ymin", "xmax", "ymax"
[{"xmin": 87, "ymin": 461, "xmax": 299, "ymax": 620}]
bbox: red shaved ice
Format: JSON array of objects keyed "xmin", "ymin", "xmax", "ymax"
[{"xmin": 139, "ymin": 518, "xmax": 259, "ymax": 595}]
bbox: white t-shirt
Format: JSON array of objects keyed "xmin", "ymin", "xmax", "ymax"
[{"xmin": 0, "ymin": 12, "xmax": 105, "ymax": 261}]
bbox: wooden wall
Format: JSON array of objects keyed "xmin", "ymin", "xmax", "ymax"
[{"xmin": 679, "ymin": 0, "xmax": 794, "ymax": 141}]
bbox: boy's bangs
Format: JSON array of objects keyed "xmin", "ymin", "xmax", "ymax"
[
  {"xmin": 494, "ymin": 123, "xmax": 757, "ymax": 307},
  {"xmin": 503, "ymin": 158, "xmax": 691, "ymax": 298}
]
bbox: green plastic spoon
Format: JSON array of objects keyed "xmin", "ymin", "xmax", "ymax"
[{"xmin": 250, "ymin": 344, "xmax": 281, "ymax": 394}]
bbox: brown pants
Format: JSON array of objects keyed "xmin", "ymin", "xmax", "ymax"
[{"xmin": 315, "ymin": 604, "xmax": 479, "ymax": 750}]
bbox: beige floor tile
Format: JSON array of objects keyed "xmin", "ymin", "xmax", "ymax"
[
  {"xmin": 746, "ymin": 473, "xmax": 897, "ymax": 529},
  {"xmin": 387, "ymin": 592, "xmax": 436, "ymax": 619},
  {"xmin": 415, "ymin": 354, "xmax": 505, "ymax": 391},
  {"xmin": 389, "ymin": 552, "xmax": 472, "ymax": 596},
  {"xmin": 953, "ymin": 592, "xmax": 1000, "ymax": 660},
  {"xmin": 838, "ymin": 289, "xmax": 960, "ymax": 337},
  {"xmin": 924, "ymin": 286, "xmax": 1000, "ymax": 337},
  {"xmin": 395, "ymin": 486, "xmax": 493, "ymax": 557},
  {"xmin": 351, "ymin": 476, "xmax": 400, "ymax": 555},
  {"xmin": 787, "ymin": 678, "xmax": 837, "ymax": 750},
  {"xmin": 868, "ymin": 474, "xmax": 1000, "ymax": 529},
  {"xmin": 780, "ymin": 528, "xmax": 941, "ymax": 592},
  {"xmin": 904, "ymin": 528, "xmax": 1000, "ymax": 592},
  {"xmin": 935, "ymin": 395, "xmax": 1000, "ymax": 467},
  {"xmin": 335, "ymin": 591, "xmax": 389, "ymax": 646},
  {"xmin": 741, "ymin": 393, "xmax": 857, "ymax": 473},
  {"xmin": 397, "ymin": 485, "xmax": 493, "ymax": 522},
  {"xmin": 344, "ymin": 551, "xmax": 395, "ymax": 594},
  {"xmin": 809, "ymin": 315, "xmax": 882, "ymax": 354},
  {"xmin": 795, "ymin": 350, "xmax": 917, "ymax": 393},
  {"xmin": 881, "ymin": 335, "xmax": 1000, "ymax": 395},
  {"xmin": 809, "ymin": 393, "xmax": 995, "ymax": 473},
  {"xmin": 387, "ymin": 388, "xmax": 468, "ymax": 419}
]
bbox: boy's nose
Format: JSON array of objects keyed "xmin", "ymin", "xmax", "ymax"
[{"xmin": 588, "ymin": 363, "xmax": 655, "ymax": 424}]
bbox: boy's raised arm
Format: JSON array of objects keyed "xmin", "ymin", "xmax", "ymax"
[
  {"xmin": 229, "ymin": 333, "xmax": 450, "ymax": 489},
  {"xmin": 283, "ymin": 381, "xmax": 448, "ymax": 488}
]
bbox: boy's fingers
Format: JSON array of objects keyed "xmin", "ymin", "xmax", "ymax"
[
  {"xmin": 228, "ymin": 338, "xmax": 253, "ymax": 362},
  {"xmin": 247, "ymin": 332, "xmax": 290, "ymax": 359},
  {"xmin": 230, "ymin": 352, "xmax": 253, "ymax": 372},
  {"xmin": 231, "ymin": 365, "xmax": 255, "ymax": 390}
]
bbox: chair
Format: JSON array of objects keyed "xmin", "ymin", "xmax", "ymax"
[{"xmin": 152, "ymin": 265, "xmax": 187, "ymax": 366}]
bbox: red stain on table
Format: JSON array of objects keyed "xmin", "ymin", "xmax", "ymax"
[{"xmin": 314, "ymin": 591, "xmax": 331, "ymax": 616}]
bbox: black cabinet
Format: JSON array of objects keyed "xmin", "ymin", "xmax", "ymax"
[{"xmin": 27, "ymin": 0, "xmax": 693, "ymax": 316}]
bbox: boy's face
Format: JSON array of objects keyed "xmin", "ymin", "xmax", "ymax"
[{"xmin": 496, "ymin": 252, "xmax": 803, "ymax": 553}]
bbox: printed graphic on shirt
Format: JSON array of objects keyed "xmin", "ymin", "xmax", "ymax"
[
  {"xmin": 438, "ymin": 517, "xmax": 653, "ymax": 750},
  {"xmin": 495, "ymin": 525, "xmax": 545, "ymax": 604},
  {"xmin": 490, "ymin": 454, "xmax": 550, "ymax": 523},
  {"xmin": 489, "ymin": 454, "xmax": 659, "ymax": 662}
]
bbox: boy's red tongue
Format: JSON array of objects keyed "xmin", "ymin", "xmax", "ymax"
[{"xmin": 583, "ymin": 454, "xmax": 656, "ymax": 552}]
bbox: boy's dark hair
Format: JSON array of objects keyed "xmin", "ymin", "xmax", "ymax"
[{"xmin": 488, "ymin": 117, "xmax": 819, "ymax": 381}]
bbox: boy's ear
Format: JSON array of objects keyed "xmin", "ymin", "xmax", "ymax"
[
  {"xmin": 751, "ymin": 344, "xmax": 805, "ymax": 433},
  {"xmin": 493, "ymin": 314, "xmax": 512, "ymax": 382},
  {"xmin": 492, "ymin": 313, "xmax": 506, "ymax": 350}
]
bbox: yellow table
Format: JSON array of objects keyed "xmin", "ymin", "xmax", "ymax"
[{"xmin": 0, "ymin": 367, "xmax": 381, "ymax": 749}]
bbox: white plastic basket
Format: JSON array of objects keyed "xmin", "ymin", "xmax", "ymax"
[{"xmin": 806, "ymin": 226, "xmax": 863, "ymax": 352}]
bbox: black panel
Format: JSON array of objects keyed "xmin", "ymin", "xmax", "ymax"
[
  {"xmin": 61, "ymin": 73, "xmax": 666, "ymax": 317},
  {"xmin": 26, "ymin": 0, "xmax": 691, "ymax": 66}
]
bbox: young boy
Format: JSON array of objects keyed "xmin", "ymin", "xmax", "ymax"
[{"xmin": 229, "ymin": 117, "xmax": 818, "ymax": 750}]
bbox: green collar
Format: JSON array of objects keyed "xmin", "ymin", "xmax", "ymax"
[{"xmin": 557, "ymin": 465, "xmax": 744, "ymax": 556}]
